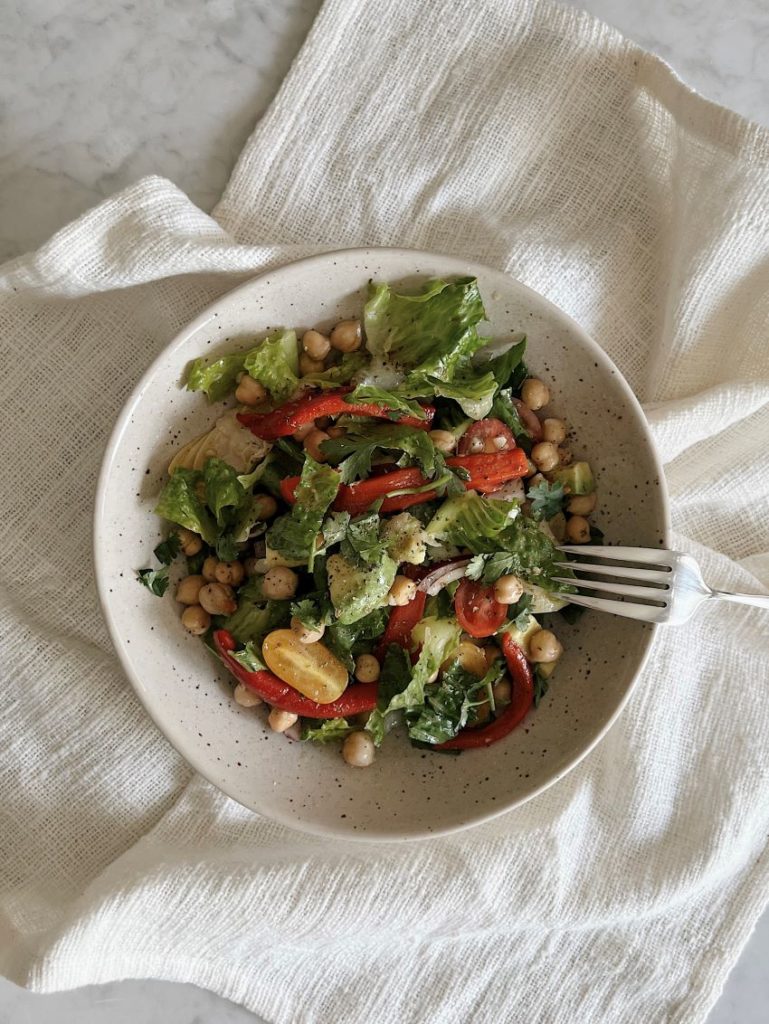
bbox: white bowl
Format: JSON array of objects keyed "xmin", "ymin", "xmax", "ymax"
[{"xmin": 95, "ymin": 247, "xmax": 669, "ymax": 841}]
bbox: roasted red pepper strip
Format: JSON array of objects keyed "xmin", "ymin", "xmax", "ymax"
[
  {"xmin": 446, "ymin": 449, "xmax": 529, "ymax": 492},
  {"xmin": 374, "ymin": 590, "xmax": 427, "ymax": 661},
  {"xmin": 237, "ymin": 387, "xmax": 435, "ymax": 440},
  {"xmin": 213, "ymin": 629, "xmax": 378, "ymax": 718},
  {"xmin": 280, "ymin": 450, "xmax": 528, "ymax": 515},
  {"xmin": 437, "ymin": 633, "xmax": 534, "ymax": 749}
]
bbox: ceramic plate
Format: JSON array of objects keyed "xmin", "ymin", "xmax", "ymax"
[{"xmin": 95, "ymin": 248, "xmax": 669, "ymax": 841}]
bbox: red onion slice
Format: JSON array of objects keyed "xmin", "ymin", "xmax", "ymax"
[{"xmin": 417, "ymin": 557, "xmax": 471, "ymax": 595}]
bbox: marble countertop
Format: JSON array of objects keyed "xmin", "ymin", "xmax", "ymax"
[{"xmin": 1, "ymin": 0, "xmax": 767, "ymax": 1021}]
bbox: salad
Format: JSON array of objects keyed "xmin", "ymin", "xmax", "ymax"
[{"xmin": 137, "ymin": 277, "xmax": 598, "ymax": 768}]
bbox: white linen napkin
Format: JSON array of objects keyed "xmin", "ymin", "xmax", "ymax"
[{"xmin": 2, "ymin": 1, "xmax": 769, "ymax": 1021}]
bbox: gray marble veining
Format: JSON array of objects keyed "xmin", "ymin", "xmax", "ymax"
[{"xmin": 0, "ymin": 1, "xmax": 767, "ymax": 1022}]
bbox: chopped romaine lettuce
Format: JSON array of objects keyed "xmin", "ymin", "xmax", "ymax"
[
  {"xmin": 186, "ymin": 353, "xmax": 247, "ymax": 403},
  {"xmin": 426, "ymin": 492, "xmax": 517, "ymax": 553},
  {"xmin": 490, "ymin": 389, "xmax": 530, "ymax": 442},
  {"xmin": 476, "ymin": 336, "xmax": 527, "ymax": 390},
  {"xmin": 365, "ymin": 644, "xmax": 414, "ymax": 745},
  {"xmin": 203, "ymin": 457, "xmax": 249, "ymax": 527},
  {"xmin": 266, "ymin": 456, "xmax": 340, "ymax": 568},
  {"xmin": 218, "ymin": 597, "xmax": 290, "ymax": 646},
  {"xmin": 324, "ymin": 607, "xmax": 390, "ymax": 671},
  {"xmin": 363, "ymin": 277, "xmax": 489, "ymax": 380},
  {"xmin": 154, "ymin": 468, "xmax": 218, "ymax": 545},
  {"xmin": 302, "ymin": 718, "xmax": 354, "ymax": 743},
  {"xmin": 413, "ymin": 368, "xmax": 498, "ymax": 420},
  {"xmin": 242, "ymin": 329, "xmax": 299, "ymax": 404},
  {"xmin": 326, "ymin": 551, "xmax": 397, "ymax": 625},
  {"xmin": 302, "ymin": 351, "xmax": 369, "ymax": 387}
]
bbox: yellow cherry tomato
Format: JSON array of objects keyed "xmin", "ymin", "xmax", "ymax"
[{"xmin": 261, "ymin": 629, "xmax": 349, "ymax": 704}]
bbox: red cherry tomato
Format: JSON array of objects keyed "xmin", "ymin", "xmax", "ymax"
[
  {"xmin": 457, "ymin": 418, "xmax": 516, "ymax": 455},
  {"xmin": 454, "ymin": 578, "xmax": 508, "ymax": 638},
  {"xmin": 512, "ymin": 398, "xmax": 543, "ymax": 442}
]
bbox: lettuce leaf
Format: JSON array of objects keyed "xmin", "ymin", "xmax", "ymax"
[
  {"xmin": 154, "ymin": 468, "xmax": 218, "ymax": 545},
  {"xmin": 186, "ymin": 353, "xmax": 247, "ymax": 403},
  {"xmin": 340, "ymin": 511, "xmax": 387, "ymax": 567},
  {"xmin": 266, "ymin": 456, "xmax": 340, "ymax": 568},
  {"xmin": 345, "ymin": 384, "xmax": 427, "ymax": 420},
  {"xmin": 490, "ymin": 389, "xmax": 531, "ymax": 442},
  {"xmin": 136, "ymin": 567, "xmax": 170, "ymax": 597},
  {"xmin": 363, "ymin": 277, "xmax": 489, "ymax": 380},
  {"xmin": 324, "ymin": 606, "xmax": 390, "ymax": 671},
  {"xmin": 242, "ymin": 329, "xmax": 299, "ymax": 404},
  {"xmin": 425, "ymin": 492, "xmax": 518, "ymax": 553},
  {"xmin": 407, "ymin": 368, "xmax": 498, "ymax": 420},
  {"xmin": 302, "ymin": 351, "xmax": 369, "ymax": 388},
  {"xmin": 219, "ymin": 597, "xmax": 291, "ymax": 646},
  {"xmin": 186, "ymin": 329, "xmax": 299, "ymax": 405},
  {"xmin": 476, "ymin": 336, "xmax": 527, "ymax": 391},
  {"xmin": 302, "ymin": 718, "xmax": 354, "ymax": 743}
]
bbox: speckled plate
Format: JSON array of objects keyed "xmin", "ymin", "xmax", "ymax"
[{"xmin": 94, "ymin": 247, "xmax": 669, "ymax": 841}]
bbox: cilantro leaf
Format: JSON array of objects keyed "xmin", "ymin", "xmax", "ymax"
[
  {"xmin": 340, "ymin": 511, "xmax": 386, "ymax": 567},
  {"xmin": 345, "ymin": 384, "xmax": 427, "ymax": 420},
  {"xmin": 527, "ymin": 479, "xmax": 566, "ymax": 519},
  {"xmin": 136, "ymin": 567, "xmax": 170, "ymax": 597},
  {"xmin": 153, "ymin": 532, "xmax": 181, "ymax": 566},
  {"xmin": 507, "ymin": 593, "xmax": 534, "ymax": 629},
  {"xmin": 321, "ymin": 423, "xmax": 439, "ymax": 481},
  {"xmin": 533, "ymin": 666, "xmax": 550, "ymax": 707}
]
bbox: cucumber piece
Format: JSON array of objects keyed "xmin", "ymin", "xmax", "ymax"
[{"xmin": 552, "ymin": 461, "xmax": 595, "ymax": 495}]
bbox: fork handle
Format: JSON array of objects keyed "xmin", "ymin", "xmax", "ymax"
[{"xmin": 712, "ymin": 590, "xmax": 769, "ymax": 610}]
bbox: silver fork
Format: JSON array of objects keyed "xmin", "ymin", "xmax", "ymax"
[{"xmin": 553, "ymin": 546, "xmax": 769, "ymax": 625}]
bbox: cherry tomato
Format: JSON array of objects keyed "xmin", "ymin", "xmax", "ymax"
[
  {"xmin": 261, "ymin": 629, "xmax": 348, "ymax": 703},
  {"xmin": 457, "ymin": 418, "xmax": 516, "ymax": 455},
  {"xmin": 512, "ymin": 398, "xmax": 543, "ymax": 441},
  {"xmin": 375, "ymin": 590, "xmax": 427, "ymax": 661},
  {"xmin": 454, "ymin": 578, "xmax": 508, "ymax": 638}
]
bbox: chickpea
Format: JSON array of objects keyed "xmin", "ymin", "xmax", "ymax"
[
  {"xmin": 198, "ymin": 582, "xmax": 238, "ymax": 615},
  {"xmin": 293, "ymin": 421, "xmax": 315, "ymax": 442},
  {"xmin": 429, "ymin": 429, "xmax": 457, "ymax": 454},
  {"xmin": 235, "ymin": 374, "xmax": 267, "ymax": 406},
  {"xmin": 233, "ymin": 682, "xmax": 262, "ymax": 707},
  {"xmin": 262, "ymin": 566, "xmax": 298, "ymax": 600},
  {"xmin": 290, "ymin": 615, "xmax": 325, "ymax": 644},
  {"xmin": 455, "ymin": 640, "xmax": 487, "ymax": 678},
  {"xmin": 355, "ymin": 654, "xmax": 380, "ymax": 683},
  {"xmin": 302, "ymin": 329, "xmax": 331, "ymax": 361},
  {"xmin": 177, "ymin": 527, "xmax": 203, "ymax": 557},
  {"xmin": 327, "ymin": 426, "xmax": 346, "ymax": 439},
  {"xmin": 304, "ymin": 428, "xmax": 330, "ymax": 462},
  {"xmin": 342, "ymin": 730, "xmax": 376, "ymax": 767},
  {"xmin": 568, "ymin": 492, "xmax": 597, "ymax": 515},
  {"xmin": 176, "ymin": 574, "xmax": 205, "ymax": 605},
  {"xmin": 181, "ymin": 605, "xmax": 211, "ymax": 635},
  {"xmin": 254, "ymin": 494, "xmax": 278, "ymax": 520},
  {"xmin": 557, "ymin": 446, "xmax": 573, "ymax": 466},
  {"xmin": 521, "ymin": 378, "xmax": 550, "ymax": 411},
  {"xmin": 493, "ymin": 676, "xmax": 512, "ymax": 704},
  {"xmin": 484, "ymin": 645, "xmax": 503, "ymax": 670},
  {"xmin": 202, "ymin": 556, "xmax": 219, "ymax": 582},
  {"xmin": 299, "ymin": 352, "xmax": 325, "ymax": 376},
  {"xmin": 330, "ymin": 319, "xmax": 362, "ymax": 352},
  {"xmin": 523, "ymin": 459, "xmax": 538, "ymax": 479},
  {"xmin": 542, "ymin": 418, "xmax": 567, "ymax": 444},
  {"xmin": 531, "ymin": 441, "xmax": 560, "ymax": 473},
  {"xmin": 268, "ymin": 709, "xmax": 298, "ymax": 733},
  {"xmin": 493, "ymin": 574, "xmax": 524, "ymax": 604},
  {"xmin": 387, "ymin": 576, "xmax": 418, "ymax": 606},
  {"xmin": 528, "ymin": 629, "xmax": 563, "ymax": 663},
  {"xmin": 566, "ymin": 515, "xmax": 591, "ymax": 544},
  {"xmin": 214, "ymin": 560, "xmax": 245, "ymax": 586}
]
